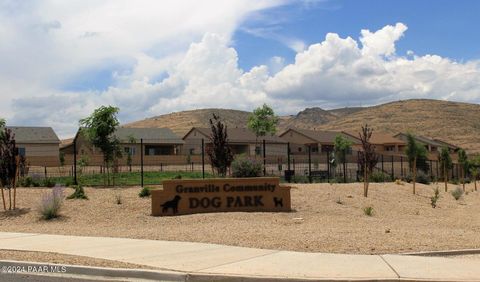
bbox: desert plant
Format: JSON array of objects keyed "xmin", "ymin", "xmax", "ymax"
[
  {"xmin": 335, "ymin": 198, "xmax": 344, "ymax": 205},
  {"xmin": 451, "ymin": 186, "xmax": 464, "ymax": 200},
  {"xmin": 67, "ymin": 185, "xmax": 88, "ymax": 200},
  {"xmin": 358, "ymin": 124, "xmax": 378, "ymax": 197},
  {"xmin": 115, "ymin": 193, "xmax": 122, "ymax": 205},
  {"xmin": 206, "ymin": 114, "xmax": 234, "ymax": 176},
  {"xmin": 139, "ymin": 186, "xmax": 151, "ymax": 198},
  {"xmin": 363, "ymin": 206, "xmax": 374, "ymax": 216},
  {"xmin": 0, "ymin": 125, "xmax": 19, "ymax": 210},
  {"xmin": 334, "ymin": 134, "xmax": 353, "ymax": 183},
  {"xmin": 395, "ymin": 179, "xmax": 404, "ymax": 185},
  {"xmin": 430, "ymin": 186, "xmax": 440, "ymax": 208},
  {"xmin": 39, "ymin": 186, "xmax": 63, "ymax": 220},
  {"xmin": 232, "ymin": 157, "xmax": 262, "ymax": 178},
  {"xmin": 439, "ymin": 147, "xmax": 453, "ymax": 192}
]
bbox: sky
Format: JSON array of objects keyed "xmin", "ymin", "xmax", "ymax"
[{"xmin": 1, "ymin": 0, "xmax": 480, "ymax": 138}]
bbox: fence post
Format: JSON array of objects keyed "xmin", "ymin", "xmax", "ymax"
[
  {"xmin": 308, "ymin": 145, "xmax": 312, "ymax": 183},
  {"xmin": 44, "ymin": 166, "xmax": 47, "ymax": 179},
  {"xmin": 73, "ymin": 137, "xmax": 78, "ymax": 185},
  {"xmin": 381, "ymin": 154, "xmax": 384, "ymax": 173},
  {"xmin": 436, "ymin": 161, "xmax": 439, "ymax": 180},
  {"xmin": 287, "ymin": 142, "xmax": 291, "ymax": 183},
  {"xmin": 391, "ymin": 155, "xmax": 394, "ymax": 180},
  {"xmin": 400, "ymin": 156, "xmax": 403, "ymax": 177},
  {"xmin": 263, "ymin": 139, "xmax": 266, "ymax": 176},
  {"xmin": 327, "ymin": 151, "xmax": 330, "ymax": 182},
  {"xmin": 140, "ymin": 138, "xmax": 144, "ymax": 187},
  {"xmin": 430, "ymin": 160, "xmax": 433, "ymax": 181},
  {"xmin": 201, "ymin": 138, "xmax": 205, "ymax": 179}
]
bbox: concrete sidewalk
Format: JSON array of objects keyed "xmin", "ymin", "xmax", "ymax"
[{"xmin": 0, "ymin": 232, "xmax": 479, "ymax": 281}]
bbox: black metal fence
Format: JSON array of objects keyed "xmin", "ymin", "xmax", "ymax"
[{"xmin": 20, "ymin": 138, "xmax": 462, "ymax": 186}]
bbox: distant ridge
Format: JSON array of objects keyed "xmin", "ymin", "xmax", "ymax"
[{"xmin": 123, "ymin": 99, "xmax": 480, "ymax": 153}]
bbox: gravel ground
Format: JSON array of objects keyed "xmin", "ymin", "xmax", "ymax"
[{"xmin": 1, "ymin": 182, "xmax": 479, "ymax": 255}]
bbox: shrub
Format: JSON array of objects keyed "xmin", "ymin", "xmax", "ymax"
[
  {"xmin": 19, "ymin": 176, "xmax": 33, "ymax": 187},
  {"xmin": 335, "ymin": 198, "xmax": 344, "ymax": 205},
  {"xmin": 42, "ymin": 178, "xmax": 56, "ymax": 188},
  {"xmin": 172, "ymin": 174, "xmax": 182, "ymax": 179},
  {"xmin": 430, "ymin": 186, "xmax": 440, "ymax": 208},
  {"xmin": 139, "ymin": 186, "xmax": 151, "ymax": 198},
  {"xmin": 232, "ymin": 157, "xmax": 262, "ymax": 178},
  {"xmin": 67, "ymin": 185, "xmax": 88, "ymax": 200},
  {"xmin": 370, "ymin": 171, "xmax": 391, "ymax": 183},
  {"xmin": 404, "ymin": 170, "xmax": 431, "ymax": 185},
  {"xmin": 451, "ymin": 187, "xmax": 464, "ymax": 200},
  {"xmin": 395, "ymin": 179, "xmax": 404, "ymax": 185},
  {"xmin": 39, "ymin": 187, "xmax": 63, "ymax": 220},
  {"xmin": 363, "ymin": 206, "xmax": 374, "ymax": 216},
  {"xmin": 115, "ymin": 193, "xmax": 122, "ymax": 205}
]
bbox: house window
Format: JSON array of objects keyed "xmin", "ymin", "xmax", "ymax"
[
  {"xmin": 385, "ymin": 146, "xmax": 395, "ymax": 152},
  {"xmin": 145, "ymin": 145, "xmax": 173, "ymax": 156},
  {"xmin": 17, "ymin": 147, "xmax": 26, "ymax": 156},
  {"xmin": 189, "ymin": 148, "xmax": 195, "ymax": 155},
  {"xmin": 321, "ymin": 145, "xmax": 334, "ymax": 153},
  {"xmin": 124, "ymin": 147, "xmax": 136, "ymax": 155},
  {"xmin": 311, "ymin": 146, "xmax": 319, "ymax": 153},
  {"xmin": 298, "ymin": 147, "xmax": 302, "ymax": 152},
  {"xmin": 255, "ymin": 146, "xmax": 261, "ymax": 155},
  {"xmin": 431, "ymin": 146, "xmax": 437, "ymax": 152}
]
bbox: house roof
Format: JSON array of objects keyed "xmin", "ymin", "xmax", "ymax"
[
  {"xmin": 280, "ymin": 128, "xmax": 360, "ymax": 144},
  {"xmin": 113, "ymin": 127, "xmax": 184, "ymax": 144},
  {"xmin": 343, "ymin": 132, "xmax": 406, "ymax": 145},
  {"xmin": 6, "ymin": 126, "xmax": 60, "ymax": 144},
  {"xmin": 185, "ymin": 127, "xmax": 287, "ymax": 144},
  {"xmin": 433, "ymin": 139, "xmax": 460, "ymax": 150},
  {"xmin": 394, "ymin": 133, "xmax": 444, "ymax": 147}
]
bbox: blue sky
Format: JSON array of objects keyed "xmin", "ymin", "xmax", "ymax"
[
  {"xmin": 1, "ymin": 0, "xmax": 480, "ymax": 137},
  {"xmin": 235, "ymin": 0, "xmax": 480, "ymax": 70}
]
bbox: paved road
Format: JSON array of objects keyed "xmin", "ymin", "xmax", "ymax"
[{"xmin": 0, "ymin": 232, "xmax": 479, "ymax": 281}]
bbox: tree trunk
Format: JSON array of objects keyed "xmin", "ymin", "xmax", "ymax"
[
  {"xmin": 8, "ymin": 188, "xmax": 11, "ymax": 210},
  {"xmin": 444, "ymin": 163, "xmax": 448, "ymax": 192},
  {"xmin": 13, "ymin": 156, "xmax": 19, "ymax": 210},
  {"xmin": 343, "ymin": 160, "xmax": 347, "ymax": 183},
  {"xmin": 413, "ymin": 156, "xmax": 417, "ymax": 195},
  {"xmin": 1, "ymin": 187, "xmax": 6, "ymax": 211},
  {"xmin": 461, "ymin": 167, "xmax": 465, "ymax": 192},
  {"xmin": 363, "ymin": 161, "xmax": 368, "ymax": 197}
]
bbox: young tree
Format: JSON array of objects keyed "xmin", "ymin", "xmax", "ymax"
[
  {"xmin": 0, "ymin": 126, "xmax": 18, "ymax": 210},
  {"xmin": 469, "ymin": 156, "xmax": 480, "ymax": 192},
  {"xmin": 207, "ymin": 114, "xmax": 234, "ymax": 176},
  {"xmin": 439, "ymin": 147, "xmax": 453, "ymax": 192},
  {"xmin": 247, "ymin": 104, "xmax": 279, "ymax": 156},
  {"xmin": 358, "ymin": 124, "xmax": 378, "ymax": 197},
  {"xmin": 126, "ymin": 134, "xmax": 136, "ymax": 172},
  {"xmin": 334, "ymin": 134, "xmax": 353, "ymax": 183},
  {"xmin": 405, "ymin": 133, "xmax": 427, "ymax": 195},
  {"xmin": 79, "ymin": 106, "xmax": 122, "ymax": 186},
  {"xmin": 458, "ymin": 149, "xmax": 468, "ymax": 192}
]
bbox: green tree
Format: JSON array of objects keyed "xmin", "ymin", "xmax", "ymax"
[
  {"xmin": 405, "ymin": 133, "xmax": 427, "ymax": 195},
  {"xmin": 439, "ymin": 147, "xmax": 453, "ymax": 192},
  {"xmin": 0, "ymin": 118, "xmax": 5, "ymax": 140},
  {"xmin": 458, "ymin": 149, "xmax": 468, "ymax": 192},
  {"xmin": 79, "ymin": 106, "xmax": 122, "ymax": 186},
  {"xmin": 358, "ymin": 124, "xmax": 378, "ymax": 197},
  {"xmin": 126, "ymin": 134, "xmax": 136, "ymax": 172},
  {"xmin": 469, "ymin": 156, "xmax": 480, "ymax": 192},
  {"xmin": 0, "ymin": 126, "xmax": 18, "ymax": 210},
  {"xmin": 334, "ymin": 134, "xmax": 353, "ymax": 183},
  {"xmin": 247, "ymin": 104, "xmax": 279, "ymax": 156},
  {"xmin": 206, "ymin": 114, "xmax": 234, "ymax": 176}
]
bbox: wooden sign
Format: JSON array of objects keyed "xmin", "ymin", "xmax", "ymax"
[{"xmin": 151, "ymin": 177, "xmax": 291, "ymax": 216}]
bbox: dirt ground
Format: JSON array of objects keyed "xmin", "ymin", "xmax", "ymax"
[{"xmin": 1, "ymin": 182, "xmax": 480, "ymax": 255}]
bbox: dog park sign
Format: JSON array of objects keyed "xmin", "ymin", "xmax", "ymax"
[{"xmin": 151, "ymin": 177, "xmax": 291, "ymax": 216}]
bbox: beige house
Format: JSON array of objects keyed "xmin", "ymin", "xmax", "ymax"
[
  {"xmin": 278, "ymin": 128, "xmax": 361, "ymax": 154},
  {"xmin": 7, "ymin": 126, "xmax": 60, "ymax": 166},
  {"xmin": 343, "ymin": 132, "xmax": 406, "ymax": 154},
  {"xmin": 61, "ymin": 127, "xmax": 184, "ymax": 165},
  {"xmin": 183, "ymin": 127, "xmax": 288, "ymax": 156},
  {"xmin": 393, "ymin": 133, "xmax": 460, "ymax": 160}
]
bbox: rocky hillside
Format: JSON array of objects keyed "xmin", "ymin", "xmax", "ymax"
[{"xmin": 124, "ymin": 99, "xmax": 480, "ymax": 152}]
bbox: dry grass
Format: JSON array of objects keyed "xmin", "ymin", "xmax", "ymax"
[{"xmin": 1, "ymin": 183, "xmax": 480, "ymax": 255}]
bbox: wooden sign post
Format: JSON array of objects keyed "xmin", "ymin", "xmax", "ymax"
[{"xmin": 151, "ymin": 177, "xmax": 291, "ymax": 216}]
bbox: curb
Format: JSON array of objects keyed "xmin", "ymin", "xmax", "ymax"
[
  {"xmin": 2, "ymin": 259, "xmax": 478, "ymax": 282},
  {"xmin": 400, "ymin": 249, "xmax": 480, "ymax": 257}
]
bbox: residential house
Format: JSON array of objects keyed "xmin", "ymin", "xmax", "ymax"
[
  {"xmin": 393, "ymin": 133, "xmax": 460, "ymax": 160},
  {"xmin": 343, "ymin": 132, "xmax": 406, "ymax": 154},
  {"xmin": 7, "ymin": 126, "xmax": 61, "ymax": 166},
  {"xmin": 278, "ymin": 128, "xmax": 361, "ymax": 154},
  {"xmin": 183, "ymin": 127, "xmax": 288, "ymax": 156},
  {"xmin": 61, "ymin": 127, "xmax": 184, "ymax": 165}
]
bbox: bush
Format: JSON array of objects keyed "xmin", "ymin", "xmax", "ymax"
[
  {"xmin": 39, "ymin": 187, "xmax": 63, "ymax": 220},
  {"xmin": 139, "ymin": 186, "xmax": 151, "ymax": 198},
  {"xmin": 431, "ymin": 186, "xmax": 440, "ymax": 208},
  {"xmin": 232, "ymin": 157, "xmax": 262, "ymax": 178},
  {"xmin": 451, "ymin": 187, "xmax": 464, "ymax": 200},
  {"xmin": 370, "ymin": 171, "xmax": 391, "ymax": 183},
  {"xmin": 67, "ymin": 185, "xmax": 88, "ymax": 200},
  {"xmin": 404, "ymin": 170, "xmax": 431, "ymax": 185},
  {"xmin": 19, "ymin": 176, "xmax": 33, "ymax": 187},
  {"xmin": 363, "ymin": 206, "xmax": 374, "ymax": 216},
  {"xmin": 115, "ymin": 193, "xmax": 122, "ymax": 205},
  {"xmin": 42, "ymin": 178, "xmax": 56, "ymax": 188}
]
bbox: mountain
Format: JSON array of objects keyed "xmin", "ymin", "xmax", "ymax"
[{"xmin": 123, "ymin": 99, "xmax": 480, "ymax": 153}]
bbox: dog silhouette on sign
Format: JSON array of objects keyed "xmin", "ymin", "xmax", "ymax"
[{"xmin": 161, "ymin": 195, "xmax": 181, "ymax": 214}]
